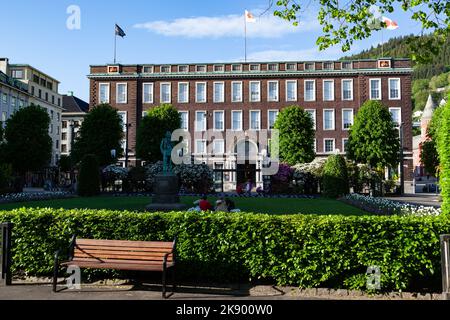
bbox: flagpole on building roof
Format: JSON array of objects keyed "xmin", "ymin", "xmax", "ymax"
[
  {"xmin": 244, "ymin": 13, "xmax": 247, "ymax": 63},
  {"xmin": 114, "ymin": 23, "xmax": 117, "ymax": 64}
]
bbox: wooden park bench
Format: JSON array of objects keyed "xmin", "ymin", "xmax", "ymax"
[{"xmin": 53, "ymin": 236, "xmax": 176, "ymax": 298}]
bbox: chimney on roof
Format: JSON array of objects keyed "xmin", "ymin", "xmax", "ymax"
[
  {"xmin": 0, "ymin": 58, "xmax": 9, "ymax": 75},
  {"xmin": 68, "ymin": 91, "xmax": 74, "ymax": 96}
]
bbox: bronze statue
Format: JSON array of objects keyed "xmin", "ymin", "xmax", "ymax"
[{"xmin": 160, "ymin": 131, "xmax": 173, "ymax": 174}]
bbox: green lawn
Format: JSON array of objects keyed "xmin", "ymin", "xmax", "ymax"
[{"xmin": 0, "ymin": 195, "xmax": 368, "ymax": 215}]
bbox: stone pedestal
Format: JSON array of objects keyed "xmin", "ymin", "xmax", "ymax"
[{"xmin": 145, "ymin": 174, "xmax": 188, "ymax": 212}]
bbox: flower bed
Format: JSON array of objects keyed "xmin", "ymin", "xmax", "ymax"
[
  {"xmin": 344, "ymin": 194, "xmax": 441, "ymax": 216},
  {"xmin": 0, "ymin": 192, "xmax": 75, "ymax": 204}
]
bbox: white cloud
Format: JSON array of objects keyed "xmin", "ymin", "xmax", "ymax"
[{"xmin": 133, "ymin": 11, "xmax": 320, "ymax": 39}]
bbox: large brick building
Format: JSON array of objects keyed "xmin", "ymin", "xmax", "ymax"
[{"xmin": 88, "ymin": 58, "xmax": 414, "ymax": 192}]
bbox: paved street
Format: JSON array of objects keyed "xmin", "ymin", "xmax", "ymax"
[{"xmin": 384, "ymin": 194, "xmax": 441, "ymax": 207}]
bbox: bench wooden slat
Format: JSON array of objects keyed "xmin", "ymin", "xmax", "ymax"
[
  {"xmin": 65, "ymin": 257, "xmax": 173, "ymax": 266},
  {"xmin": 62, "ymin": 261, "xmax": 174, "ymax": 271},
  {"xmin": 74, "ymin": 249, "xmax": 171, "ymax": 258},
  {"xmin": 74, "ymin": 252, "xmax": 173, "ymax": 262},
  {"xmin": 75, "ymin": 245, "xmax": 173, "ymax": 254},
  {"xmin": 76, "ymin": 239, "xmax": 173, "ymax": 249}
]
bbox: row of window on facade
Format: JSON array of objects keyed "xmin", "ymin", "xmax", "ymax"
[
  {"xmin": 98, "ymin": 78, "xmax": 402, "ymax": 105},
  {"xmin": 138, "ymin": 61, "xmax": 353, "ymax": 74},
  {"xmin": 30, "ymin": 85, "xmax": 61, "ymax": 107},
  {"xmin": 171, "ymin": 107, "xmax": 401, "ymax": 132},
  {"xmin": 11, "ymin": 69, "xmax": 56, "ymax": 91}
]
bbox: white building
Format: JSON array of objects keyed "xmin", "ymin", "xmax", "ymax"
[{"xmin": 61, "ymin": 92, "xmax": 88, "ymax": 156}]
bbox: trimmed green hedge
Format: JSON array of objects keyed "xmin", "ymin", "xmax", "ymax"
[{"xmin": 0, "ymin": 208, "xmax": 448, "ymax": 292}]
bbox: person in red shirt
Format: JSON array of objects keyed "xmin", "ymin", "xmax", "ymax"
[{"xmin": 199, "ymin": 195, "xmax": 212, "ymax": 211}]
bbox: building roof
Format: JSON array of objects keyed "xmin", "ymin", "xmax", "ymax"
[
  {"xmin": 0, "ymin": 70, "xmax": 28, "ymax": 93},
  {"xmin": 62, "ymin": 94, "xmax": 89, "ymax": 113},
  {"xmin": 9, "ymin": 64, "xmax": 60, "ymax": 84},
  {"xmin": 422, "ymin": 94, "xmax": 436, "ymax": 120}
]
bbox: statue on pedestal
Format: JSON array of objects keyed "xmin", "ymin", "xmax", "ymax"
[{"xmin": 160, "ymin": 131, "xmax": 173, "ymax": 174}]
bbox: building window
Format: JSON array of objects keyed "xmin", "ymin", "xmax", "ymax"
[
  {"xmin": 231, "ymin": 81, "xmax": 242, "ymax": 102},
  {"xmin": 389, "ymin": 78, "xmax": 401, "ymax": 100},
  {"xmin": 323, "ymin": 80, "xmax": 334, "ymax": 101},
  {"xmin": 161, "ymin": 65, "xmax": 171, "ymax": 73},
  {"xmin": 116, "ymin": 83, "xmax": 127, "ymax": 104},
  {"xmin": 305, "ymin": 62, "xmax": 315, "ymax": 70},
  {"xmin": 62, "ymin": 132, "xmax": 67, "ymax": 141},
  {"xmin": 342, "ymin": 139, "xmax": 349, "ymax": 153},
  {"xmin": 196, "ymin": 82, "xmax": 207, "ymax": 103},
  {"xmin": 214, "ymin": 111, "xmax": 224, "ymax": 131},
  {"xmin": 286, "ymin": 63, "xmax": 297, "ymax": 71},
  {"xmin": 268, "ymin": 63, "xmax": 278, "ymax": 71},
  {"xmin": 143, "ymin": 66, "xmax": 153, "ymax": 73},
  {"xmin": 232, "ymin": 64, "xmax": 242, "ymax": 72},
  {"xmin": 195, "ymin": 111, "xmax": 207, "ymax": 131},
  {"xmin": 370, "ymin": 79, "xmax": 381, "ymax": 100},
  {"xmin": 212, "ymin": 139, "xmax": 225, "ymax": 155},
  {"xmin": 179, "ymin": 111, "xmax": 189, "ymax": 130},
  {"xmin": 1, "ymin": 93, "xmax": 7, "ymax": 104},
  {"xmin": 342, "ymin": 61, "xmax": 352, "ymax": 69},
  {"xmin": 160, "ymin": 83, "xmax": 171, "ymax": 103},
  {"xmin": 45, "ymin": 92, "xmax": 48, "ymax": 101},
  {"xmin": 250, "ymin": 110, "xmax": 261, "ymax": 130},
  {"xmin": 304, "ymin": 80, "xmax": 316, "ymax": 101},
  {"xmin": 56, "ymin": 140, "xmax": 59, "ymax": 149},
  {"xmin": 58, "ymin": 98, "xmax": 61, "ymax": 106},
  {"xmin": 143, "ymin": 83, "xmax": 154, "ymax": 103},
  {"xmin": 196, "ymin": 65, "xmax": 206, "ymax": 72},
  {"xmin": 12, "ymin": 69, "xmax": 24, "ymax": 79},
  {"xmin": 268, "ymin": 110, "xmax": 279, "ymax": 129},
  {"xmin": 214, "ymin": 65, "xmax": 224, "ymax": 72},
  {"xmin": 195, "ymin": 139, "xmax": 207, "ymax": 154},
  {"xmin": 267, "ymin": 81, "xmax": 279, "ymax": 102},
  {"xmin": 31, "ymin": 86, "xmax": 35, "ymax": 96},
  {"xmin": 178, "ymin": 82, "xmax": 189, "ymax": 103},
  {"xmin": 286, "ymin": 80, "xmax": 297, "ymax": 102},
  {"xmin": 19, "ymin": 99, "xmax": 24, "ymax": 108},
  {"xmin": 232, "ymin": 111, "xmax": 242, "ymax": 131},
  {"xmin": 51, "ymin": 110, "xmax": 54, "ymax": 119},
  {"xmin": 99, "ymin": 83, "xmax": 110, "ymax": 103},
  {"xmin": 249, "ymin": 64, "xmax": 260, "ymax": 71},
  {"xmin": 324, "ymin": 139, "xmax": 335, "ymax": 153},
  {"xmin": 38, "ymin": 89, "xmax": 42, "ymax": 99},
  {"xmin": 11, "ymin": 97, "xmax": 16, "ymax": 109},
  {"xmin": 323, "ymin": 109, "xmax": 335, "ymax": 130},
  {"xmin": 61, "ymin": 144, "xmax": 67, "ymax": 153},
  {"xmin": 178, "ymin": 65, "xmax": 188, "ymax": 73},
  {"xmin": 62, "ymin": 121, "xmax": 67, "ymax": 129},
  {"xmin": 249, "ymin": 81, "xmax": 261, "ymax": 102},
  {"xmin": 305, "ymin": 109, "xmax": 316, "ymax": 129},
  {"xmin": 342, "ymin": 109, "xmax": 354, "ymax": 130},
  {"xmin": 52, "ymin": 95, "xmax": 55, "ymax": 105},
  {"xmin": 323, "ymin": 62, "xmax": 334, "ymax": 70},
  {"xmin": 342, "ymin": 79, "xmax": 353, "ymax": 100},
  {"xmin": 213, "ymin": 82, "xmax": 224, "ymax": 103},
  {"xmin": 1, "ymin": 111, "xmax": 6, "ymax": 122},
  {"xmin": 389, "ymin": 107, "xmax": 401, "ymax": 127}
]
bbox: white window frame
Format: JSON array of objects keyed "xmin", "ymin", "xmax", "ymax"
[
  {"xmin": 342, "ymin": 138, "xmax": 349, "ymax": 153},
  {"xmin": 231, "ymin": 110, "xmax": 243, "ymax": 131},
  {"xmin": 304, "ymin": 80, "xmax": 316, "ymax": 102},
  {"xmin": 116, "ymin": 83, "xmax": 127, "ymax": 104},
  {"xmin": 213, "ymin": 110, "xmax": 225, "ymax": 131},
  {"xmin": 249, "ymin": 81, "xmax": 261, "ymax": 102},
  {"xmin": 195, "ymin": 65, "xmax": 207, "ymax": 73},
  {"xmin": 232, "ymin": 64, "xmax": 242, "ymax": 72},
  {"xmin": 195, "ymin": 82, "xmax": 207, "ymax": 103},
  {"xmin": 213, "ymin": 81, "xmax": 225, "ymax": 103},
  {"xmin": 249, "ymin": 64, "xmax": 260, "ymax": 72},
  {"xmin": 118, "ymin": 111, "xmax": 128, "ymax": 132},
  {"xmin": 178, "ymin": 65, "xmax": 189, "ymax": 73},
  {"xmin": 160, "ymin": 82, "xmax": 172, "ymax": 103},
  {"xmin": 323, "ymin": 80, "xmax": 335, "ymax": 101},
  {"xmin": 143, "ymin": 66, "xmax": 154, "ymax": 73},
  {"xmin": 323, "ymin": 109, "xmax": 335, "ymax": 131},
  {"xmin": 341, "ymin": 79, "xmax": 354, "ymax": 101},
  {"xmin": 267, "ymin": 109, "xmax": 279, "ymax": 130},
  {"xmin": 195, "ymin": 110, "xmax": 207, "ymax": 132},
  {"xmin": 142, "ymin": 83, "xmax": 154, "ymax": 104},
  {"xmin": 249, "ymin": 110, "xmax": 261, "ymax": 131},
  {"xmin": 214, "ymin": 64, "xmax": 225, "ymax": 73},
  {"xmin": 195, "ymin": 139, "xmax": 207, "ymax": 154},
  {"xmin": 305, "ymin": 109, "xmax": 316, "ymax": 130},
  {"xmin": 388, "ymin": 78, "xmax": 401, "ymax": 100},
  {"xmin": 267, "ymin": 81, "xmax": 279, "ymax": 102},
  {"xmin": 177, "ymin": 82, "xmax": 189, "ymax": 103},
  {"xmin": 324, "ymin": 138, "xmax": 335, "ymax": 153},
  {"xmin": 389, "ymin": 107, "xmax": 402, "ymax": 127},
  {"xmin": 231, "ymin": 81, "xmax": 243, "ymax": 103},
  {"xmin": 161, "ymin": 65, "xmax": 171, "ymax": 73},
  {"xmin": 286, "ymin": 80, "xmax": 297, "ymax": 102},
  {"xmin": 179, "ymin": 111, "xmax": 189, "ymax": 131},
  {"xmin": 342, "ymin": 108, "xmax": 354, "ymax": 130},
  {"xmin": 370, "ymin": 78, "xmax": 382, "ymax": 100},
  {"xmin": 212, "ymin": 139, "xmax": 225, "ymax": 155},
  {"xmin": 99, "ymin": 83, "xmax": 110, "ymax": 104},
  {"xmin": 268, "ymin": 63, "xmax": 278, "ymax": 72},
  {"xmin": 285, "ymin": 63, "xmax": 297, "ymax": 71}
]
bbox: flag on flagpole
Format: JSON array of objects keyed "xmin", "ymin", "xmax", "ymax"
[
  {"xmin": 381, "ymin": 16, "xmax": 398, "ymax": 30},
  {"xmin": 115, "ymin": 24, "xmax": 126, "ymax": 37},
  {"xmin": 245, "ymin": 10, "xmax": 256, "ymax": 23}
]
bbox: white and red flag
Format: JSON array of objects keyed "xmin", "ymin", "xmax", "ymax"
[
  {"xmin": 245, "ymin": 10, "xmax": 256, "ymax": 23},
  {"xmin": 381, "ymin": 16, "xmax": 399, "ymax": 30}
]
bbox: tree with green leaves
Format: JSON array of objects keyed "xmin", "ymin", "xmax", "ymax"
[
  {"xmin": 272, "ymin": 0, "xmax": 449, "ymax": 63},
  {"xmin": 3, "ymin": 104, "xmax": 52, "ymax": 179},
  {"xmin": 437, "ymin": 100, "xmax": 450, "ymax": 214},
  {"xmin": 77, "ymin": 154, "xmax": 100, "ymax": 196},
  {"xmin": 420, "ymin": 106, "xmax": 444, "ymax": 177},
  {"xmin": 322, "ymin": 154, "xmax": 349, "ymax": 198},
  {"xmin": 273, "ymin": 105, "xmax": 315, "ymax": 166},
  {"xmin": 71, "ymin": 104, "xmax": 123, "ymax": 167},
  {"xmin": 136, "ymin": 104, "xmax": 181, "ymax": 163},
  {"xmin": 347, "ymin": 100, "xmax": 400, "ymax": 170}
]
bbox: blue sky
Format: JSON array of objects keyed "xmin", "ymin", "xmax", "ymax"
[{"xmin": 0, "ymin": 0, "xmax": 423, "ymax": 101}]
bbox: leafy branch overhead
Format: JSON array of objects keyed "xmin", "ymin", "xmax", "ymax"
[{"xmin": 273, "ymin": 0, "xmax": 450, "ymax": 63}]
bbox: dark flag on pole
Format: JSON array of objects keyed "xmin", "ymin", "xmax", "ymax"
[{"xmin": 115, "ymin": 24, "xmax": 126, "ymax": 37}]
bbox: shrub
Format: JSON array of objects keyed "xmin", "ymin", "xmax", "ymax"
[
  {"xmin": 77, "ymin": 155, "xmax": 100, "ymax": 196},
  {"xmin": 293, "ymin": 158, "xmax": 326, "ymax": 194},
  {"xmin": 271, "ymin": 163, "xmax": 294, "ymax": 194},
  {"xmin": 0, "ymin": 163, "xmax": 13, "ymax": 194},
  {"xmin": 127, "ymin": 166, "xmax": 148, "ymax": 192},
  {"xmin": 173, "ymin": 163, "xmax": 214, "ymax": 194},
  {"xmin": 0, "ymin": 208, "xmax": 447, "ymax": 292},
  {"xmin": 322, "ymin": 154, "xmax": 349, "ymax": 198},
  {"xmin": 437, "ymin": 99, "xmax": 450, "ymax": 214}
]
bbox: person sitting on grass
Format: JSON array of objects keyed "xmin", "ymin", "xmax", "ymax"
[
  {"xmin": 199, "ymin": 195, "xmax": 212, "ymax": 211},
  {"xmin": 244, "ymin": 179, "xmax": 253, "ymax": 195},
  {"xmin": 215, "ymin": 198, "xmax": 229, "ymax": 212},
  {"xmin": 225, "ymin": 198, "xmax": 235, "ymax": 211}
]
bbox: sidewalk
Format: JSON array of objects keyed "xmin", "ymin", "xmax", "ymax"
[{"xmin": 384, "ymin": 194, "xmax": 441, "ymax": 207}]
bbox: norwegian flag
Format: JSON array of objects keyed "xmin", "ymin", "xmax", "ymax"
[
  {"xmin": 245, "ymin": 10, "xmax": 256, "ymax": 23},
  {"xmin": 381, "ymin": 16, "xmax": 399, "ymax": 30}
]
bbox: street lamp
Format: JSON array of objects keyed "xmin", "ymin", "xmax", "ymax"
[
  {"xmin": 111, "ymin": 149, "xmax": 117, "ymax": 160},
  {"xmin": 124, "ymin": 123, "xmax": 132, "ymax": 168},
  {"xmin": 399, "ymin": 122, "xmax": 405, "ymax": 195}
]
